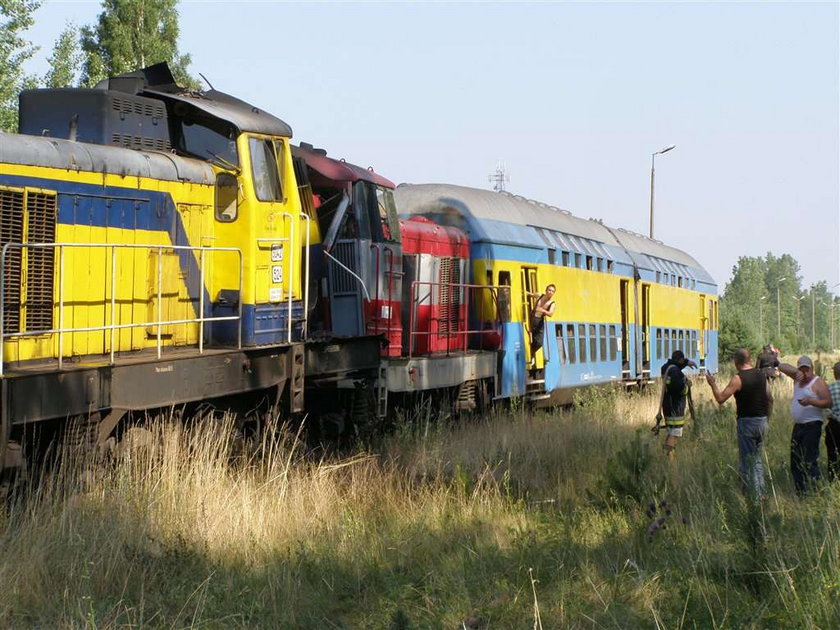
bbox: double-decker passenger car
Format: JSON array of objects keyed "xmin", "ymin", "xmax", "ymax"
[{"xmin": 394, "ymin": 183, "xmax": 718, "ymax": 404}]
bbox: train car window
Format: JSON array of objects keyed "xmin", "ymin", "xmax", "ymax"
[
  {"xmin": 599, "ymin": 324, "xmax": 607, "ymax": 361},
  {"xmin": 656, "ymin": 329, "xmax": 663, "ymax": 359},
  {"xmin": 589, "ymin": 324, "xmax": 597, "ymax": 361},
  {"xmin": 574, "ymin": 253, "xmax": 582, "ymax": 268},
  {"xmin": 692, "ymin": 331, "xmax": 698, "ymax": 357},
  {"xmin": 562, "ymin": 251, "xmax": 570, "ymax": 267},
  {"xmin": 555, "ymin": 326, "xmax": 566, "ymax": 364},
  {"xmin": 249, "ymin": 137, "xmax": 283, "ymax": 202},
  {"xmin": 678, "ymin": 330, "xmax": 685, "ymax": 353},
  {"xmin": 498, "ymin": 271, "xmax": 511, "ymax": 322},
  {"xmin": 578, "ymin": 324, "xmax": 587, "ymax": 362},
  {"xmin": 567, "ymin": 324, "xmax": 577, "ymax": 363},
  {"xmin": 609, "ymin": 325, "xmax": 618, "ymax": 361},
  {"xmin": 536, "ymin": 228, "xmax": 553, "ymax": 247},
  {"xmin": 548, "ymin": 248, "xmax": 556, "ymax": 265},
  {"xmin": 215, "ymin": 172, "xmax": 239, "ymax": 222},
  {"xmin": 678, "ymin": 277, "xmax": 683, "ymax": 288},
  {"xmin": 596, "ymin": 258, "xmax": 603, "ymax": 272},
  {"xmin": 607, "ymin": 260, "xmax": 614, "ymax": 273},
  {"xmin": 586, "ymin": 256, "xmax": 593, "ymax": 271},
  {"xmin": 664, "ymin": 329, "xmax": 670, "ymax": 358},
  {"xmin": 351, "ymin": 182, "xmax": 373, "ymax": 240},
  {"xmin": 374, "ymin": 185, "xmax": 401, "ymax": 243},
  {"xmin": 656, "ymin": 271, "xmax": 661, "ymax": 283}
]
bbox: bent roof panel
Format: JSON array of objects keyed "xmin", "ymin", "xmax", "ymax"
[
  {"xmin": 292, "ymin": 144, "xmax": 394, "ymax": 188},
  {"xmin": 144, "ymin": 89, "xmax": 293, "ymax": 137}
]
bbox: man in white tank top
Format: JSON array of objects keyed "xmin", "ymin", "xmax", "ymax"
[{"xmin": 779, "ymin": 355, "xmax": 832, "ymax": 495}]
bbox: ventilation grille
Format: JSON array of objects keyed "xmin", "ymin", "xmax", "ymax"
[
  {"xmin": 25, "ymin": 193, "xmax": 56, "ymax": 332},
  {"xmin": 111, "ymin": 96, "xmax": 166, "ymax": 118},
  {"xmin": 438, "ymin": 258, "xmax": 461, "ymax": 334},
  {"xmin": 111, "ymin": 133, "xmax": 171, "ymax": 152},
  {"xmin": 0, "ymin": 190, "xmax": 24, "ymax": 335},
  {"xmin": 331, "ymin": 241, "xmax": 358, "ymax": 294}
]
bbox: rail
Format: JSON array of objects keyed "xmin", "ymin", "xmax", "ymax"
[
  {"xmin": 0, "ymin": 242, "xmax": 243, "ymax": 376},
  {"xmin": 324, "ymin": 250, "xmax": 370, "ymax": 300},
  {"xmin": 407, "ymin": 281, "xmax": 503, "ymax": 358}
]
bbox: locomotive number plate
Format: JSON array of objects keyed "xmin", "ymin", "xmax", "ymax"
[
  {"xmin": 272, "ymin": 265, "xmax": 283, "ymax": 283},
  {"xmin": 271, "ymin": 244, "xmax": 284, "ymax": 262}
]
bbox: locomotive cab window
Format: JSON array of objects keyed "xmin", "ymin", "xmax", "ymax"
[
  {"xmin": 249, "ymin": 137, "xmax": 284, "ymax": 202},
  {"xmin": 215, "ymin": 173, "xmax": 239, "ymax": 222},
  {"xmin": 373, "ymin": 185, "xmax": 401, "ymax": 243}
]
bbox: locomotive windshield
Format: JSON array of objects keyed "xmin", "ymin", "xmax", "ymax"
[
  {"xmin": 350, "ymin": 181, "xmax": 400, "ymax": 243},
  {"xmin": 170, "ymin": 113, "xmax": 239, "ymax": 169}
]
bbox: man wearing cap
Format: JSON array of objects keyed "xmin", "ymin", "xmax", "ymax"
[{"xmin": 779, "ymin": 355, "xmax": 833, "ymax": 495}]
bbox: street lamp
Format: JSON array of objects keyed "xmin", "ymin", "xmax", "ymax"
[
  {"xmin": 649, "ymin": 144, "xmax": 676, "ymax": 239},
  {"xmin": 777, "ymin": 277, "xmax": 787, "ymax": 337},
  {"xmin": 793, "ymin": 295, "xmax": 806, "ymax": 338}
]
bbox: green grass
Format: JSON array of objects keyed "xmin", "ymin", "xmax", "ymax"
[{"xmin": 1, "ymin": 372, "xmax": 839, "ymax": 628}]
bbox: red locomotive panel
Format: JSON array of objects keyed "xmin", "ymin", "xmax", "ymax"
[{"xmin": 400, "ymin": 217, "xmax": 470, "ymax": 356}]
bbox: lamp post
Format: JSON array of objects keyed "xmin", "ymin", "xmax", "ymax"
[
  {"xmin": 649, "ymin": 144, "xmax": 676, "ymax": 239},
  {"xmin": 777, "ymin": 277, "xmax": 787, "ymax": 337},
  {"xmin": 759, "ymin": 295, "xmax": 767, "ymax": 340},
  {"xmin": 794, "ymin": 295, "xmax": 806, "ymax": 339}
]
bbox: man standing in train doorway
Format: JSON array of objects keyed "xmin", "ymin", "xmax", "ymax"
[
  {"xmin": 529, "ymin": 284, "xmax": 556, "ymax": 367},
  {"xmin": 653, "ymin": 350, "xmax": 696, "ymax": 456}
]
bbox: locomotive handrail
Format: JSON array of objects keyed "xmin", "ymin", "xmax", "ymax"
[
  {"xmin": 370, "ymin": 243, "xmax": 380, "ymax": 335},
  {"xmin": 324, "ymin": 250, "xmax": 370, "ymax": 300},
  {"xmin": 0, "ymin": 242, "xmax": 243, "ymax": 376},
  {"xmin": 299, "ymin": 212, "xmax": 311, "ymax": 340},
  {"xmin": 407, "ymin": 281, "xmax": 503, "ymax": 358}
]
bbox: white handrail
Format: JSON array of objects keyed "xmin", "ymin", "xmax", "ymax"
[{"xmin": 0, "ymin": 242, "xmax": 243, "ymax": 376}]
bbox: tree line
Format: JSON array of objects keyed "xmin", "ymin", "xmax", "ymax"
[
  {"xmin": 1, "ymin": 0, "xmax": 195, "ymax": 131},
  {"xmin": 719, "ymin": 253, "xmax": 839, "ymax": 359}
]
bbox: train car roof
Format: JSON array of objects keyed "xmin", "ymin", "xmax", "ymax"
[
  {"xmin": 394, "ymin": 183, "xmax": 715, "ymax": 286},
  {"xmin": 0, "ymin": 133, "xmax": 215, "ymax": 185},
  {"xmin": 292, "ymin": 144, "xmax": 394, "ymax": 188}
]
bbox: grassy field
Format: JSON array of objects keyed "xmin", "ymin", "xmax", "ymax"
[{"xmin": 1, "ymin": 359, "xmax": 839, "ymax": 628}]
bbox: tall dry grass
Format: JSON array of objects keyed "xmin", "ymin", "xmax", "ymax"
[{"xmin": 0, "ymin": 359, "xmax": 838, "ymax": 628}]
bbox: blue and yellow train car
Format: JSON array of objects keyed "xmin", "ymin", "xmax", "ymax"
[{"xmin": 394, "ymin": 184, "xmax": 718, "ymax": 404}]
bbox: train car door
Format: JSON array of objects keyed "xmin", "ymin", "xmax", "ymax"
[
  {"xmin": 520, "ymin": 266, "xmax": 538, "ymax": 365},
  {"xmin": 620, "ymin": 279, "xmax": 630, "ymax": 379},
  {"xmin": 641, "ymin": 283, "xmax": 651, "ymax": 377}
]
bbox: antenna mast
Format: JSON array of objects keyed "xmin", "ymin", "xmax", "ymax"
[{"xmin": 489, "ymin": 160, "xmax": 510, "ymax": 192}]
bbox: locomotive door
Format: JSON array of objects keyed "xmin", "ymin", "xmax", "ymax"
[
  {"xmin": 619, "ymin": 279, "xmax": 630, "ymax": 378},
  {"xmin": 520, "ymin": 266, "xmax": 539, "ymax": 365},
  {"xmin": 641, "ymin": 283, "xmax": 651, "ymax": 376}
]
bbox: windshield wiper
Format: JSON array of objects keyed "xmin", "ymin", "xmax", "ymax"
[{"xmin": 205, "ymin": 150, "xmax": 240, "ymax": 173}]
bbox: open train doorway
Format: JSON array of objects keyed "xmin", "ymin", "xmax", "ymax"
[
  {"xmin": 620, "ymin": 279, "xmax": 630, "ymax": 379},
  {"xmin": 520, "ymin": 266, "xmax": 539, "ymax": 366},
  {"xmin": 641, "ymin": 283, "xmax": 651, "ymax": 377}
]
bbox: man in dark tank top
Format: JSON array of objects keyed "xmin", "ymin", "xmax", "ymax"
[{"xmin": 706, "ymin": 348, "xmax": 773, "ymax": 499}]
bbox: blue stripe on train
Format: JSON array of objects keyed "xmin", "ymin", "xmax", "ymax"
[{"xmin": 0, "ymin": 172, "xmax": 300, "ymax": 345}]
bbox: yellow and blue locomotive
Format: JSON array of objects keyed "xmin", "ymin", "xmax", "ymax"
[{"xmin": 0, "ymin": 64, "xmax": 350, "ymax": 470}]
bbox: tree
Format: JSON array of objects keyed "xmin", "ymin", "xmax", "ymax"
[
  {"xmin": 44, "ymin": 23, "xmax": 82, "ymax": 88},
  {"xmin": 80, "ymin": 0, "xmax": 198, "ymax": 88},
  {"xmin": 0, "ymin": 0, "xmax": 40, "ymax": 131}
]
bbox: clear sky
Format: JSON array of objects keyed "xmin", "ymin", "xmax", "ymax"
[{"xmin": 23, "ymin": 1, "xmax": 840, "ymax": 293}]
